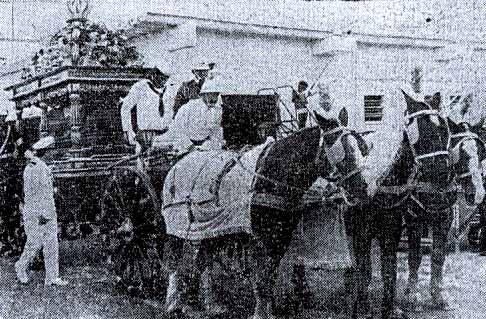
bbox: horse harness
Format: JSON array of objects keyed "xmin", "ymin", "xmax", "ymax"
[
  {"xmin": 450, "ymin": 130, "xmax": 484, "ymax": 180},
  {"xmin": 377, "ymin": 108, "xmax": 455, "ymax": 209},
  {"xmin": 249, "ymin": 126, "xmax": 367, "ymax": 209}
]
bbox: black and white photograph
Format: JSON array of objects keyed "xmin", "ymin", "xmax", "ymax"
[{"xmin": 0, "ymin": 0, "xmax": 485, "ymax": 318}]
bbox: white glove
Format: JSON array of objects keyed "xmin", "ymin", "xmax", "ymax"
[{"xmin": 124, "ymin": 130, "xmax": 137, "ymax": 145}]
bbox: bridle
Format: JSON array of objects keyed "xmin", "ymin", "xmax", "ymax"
[
  {"xmin": 450, "ymin": 130, "xmax": 483, "ymax": 180},
  {"xmin": 377, "ymin": 108, "xmax": 454, "ymax": 206},
  {"xmin": 317, "ymin": 126, "xmax": 367, "ymax": 187},
  {"xmin": 316, "ymin": 126, "xmax": 369, "ymax": 206},
  {"xmin": 405, "ymin": 109, "xmax": 450, "ymax": 163}
]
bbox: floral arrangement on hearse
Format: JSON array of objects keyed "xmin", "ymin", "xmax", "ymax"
[{"xmin": 22, "ymin": 20, "xmax": 143, "ymax": 79}]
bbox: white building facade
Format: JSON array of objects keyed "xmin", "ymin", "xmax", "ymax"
[{"xmin": 2, "ymin": 0, "xmax": 486, "ymax": 130}]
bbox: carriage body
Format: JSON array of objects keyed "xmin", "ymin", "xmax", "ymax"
[
  {"xmin": 5, "ymin": 66, "xmax": 155, "ymax": 238},
  {"xmin": 5, "ymin": 66, "xmax": 282, "ymax": 294}
]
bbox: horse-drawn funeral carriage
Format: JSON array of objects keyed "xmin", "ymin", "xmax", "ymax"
[{"xmin": 3, "ymin": 62, "xmax": 284, "ymax": 295}]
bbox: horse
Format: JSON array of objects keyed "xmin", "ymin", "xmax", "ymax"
[
  {"xmin": 404, "ymin": 116, "xmax": 486, "ymax": 312},
  {"xmin": 345, "ymin": 90, "xmax": 453, "ymax": 319},
  {"xmin": 162, "ymin": 108, "xmax": 374, "ymax": 319}
]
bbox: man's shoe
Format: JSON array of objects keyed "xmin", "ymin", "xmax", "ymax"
[
  {"xmin": 14, "ymin": 262, "xmax": 29, "ymax": 284},
  {"xmin": 45, "ymin": 278, "xmax": 69, "ymax": 286}
]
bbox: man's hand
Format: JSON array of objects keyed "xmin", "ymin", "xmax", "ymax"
[{"xmin": 38, "ymin": 216, "xmax": 51, "ymax": 226}]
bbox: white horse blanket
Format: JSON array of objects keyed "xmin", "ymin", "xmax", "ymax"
[{"xmin": 162, "ymin": 139, "xmax": 273, "ymax": 240}]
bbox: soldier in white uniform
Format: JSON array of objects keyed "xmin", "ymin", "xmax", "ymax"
[
  {"xmin": 153, "ymin": 72, "xmax": 225, "ymax": 153},
  {"xmin": 15, "ymin": 136, "xmax": 68, "ymax": 286},
  {"xmin": 120, "ymin": 67, "xmax": 170, "ymax": 150}
]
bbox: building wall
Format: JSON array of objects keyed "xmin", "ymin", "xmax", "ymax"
[
  {"xmin": 132, "ymin": 24, "xmax": 486, "ymax": 130},
  {"xmin": 131, "ymin": 26, "xmax": 367, "ymax": 128}
]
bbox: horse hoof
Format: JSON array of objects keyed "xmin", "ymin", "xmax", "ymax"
[
  {"xmin": 386, "ymin": 307, "xmax": 408, "ymax": 319},
  {"xmin": 205, "ymin": 303, "xmax": 229, "ymax": 317},
  {"xmin": 250, "ymin": 314, "xmax": 277, "ymax": 319},
  {"xmin": 431, "ymin": 298, "xmax": 456, "ymax": 311},
  {"xmin": 431, "ymin": 291, "xmax": 455, "ymax": 311},
  {"xmin": 404, "ymin": 292, "xmax": 423, "ymax": 312},
  {"xmin": 182, "ymin": 305, "xmax": 206, "ymax": 319},
  {"xmin": 166, "ymin": 308, "xmax": 183, "ymax": 319}
]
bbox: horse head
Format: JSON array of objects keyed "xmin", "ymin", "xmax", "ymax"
[
  {"xmin": 313, "ymin": 108, "xmax": 371, "ymax": 204},
  {"xmin": 449, "ymin": 118, "xmax": 486, "ymax": 205},
  {"xmin": 402, "ymin": 90, "xmax": 451, "ymax": 187}
]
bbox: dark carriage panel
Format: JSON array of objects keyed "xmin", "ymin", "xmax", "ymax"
[
  {"xmin": 4, "ymin": 66, "xmax": 155, "ymax": 238},
  {"xmin": 221, "ymin": 94, "xmax": 280, "ymax": 149}
]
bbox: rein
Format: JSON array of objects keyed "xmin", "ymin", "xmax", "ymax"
[{"xmin": 236, "ymin": 127, "xmax": 366, "ymax": 207}]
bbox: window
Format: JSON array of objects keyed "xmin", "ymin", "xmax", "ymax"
[{"xmin": 364, "ymin": 95, "xmax": 383, "ymax": 122}]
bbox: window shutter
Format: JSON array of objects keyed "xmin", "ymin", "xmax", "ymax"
[{"xmin": 364, "ymin": 95, "xmax": 383, "ymax": 122}]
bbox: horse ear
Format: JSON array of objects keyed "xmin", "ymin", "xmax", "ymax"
[
  {"xmin": 402, "ymin": 89, "xmax": 427, "ymax": 114},
  {"xmin": 447, "ymin": 117, "xmax": 462, "ymax": 134},
  {"xmin": 314, "ymin": 111, "xmax": 339, "ymax": 132},
  {"xmin": 338, "ymin": 108, "xmax": 348, "ymax": 127},
  {"xmin": 429, "ymin": 92, "xmax": 442, "ymax": 111}
]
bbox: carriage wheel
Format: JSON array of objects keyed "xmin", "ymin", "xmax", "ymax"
[{"xmin": 99, "ymin": 166, "xmax": 166, "ymax": 298}]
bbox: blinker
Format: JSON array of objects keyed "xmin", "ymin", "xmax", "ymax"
[{"xmin": 326, "ymin": 135, "xmax": 346, "ymax": 165}]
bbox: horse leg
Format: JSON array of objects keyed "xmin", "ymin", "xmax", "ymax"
[
  {"xmin": 164, "ymin": 237, "xmax": 184, "ymax": 316},
  {"xmin": 351, "ymin": 215, "xmax": 373, "ymax": 319},
  {"xmin": 200, "ymin": 239, "xmax": 229, "ymax": 316},
  {"xmin": 292, "ymin": 262, "xmax": 312, "ymax": 312},
  {"xmin": 378, "ymin": 211, "xmax": 406, "ymax": 319},
  {"xmin": 404, "ymin": 220, "xmax": 424, "ymax": 312},
  {"xmin": 250, "ymin": 207, "xmax": 302, "ymax": 319},
  {"xmin": 430, "ymin": 209, "xmax": 454, "ymax": 310},
  {"xmin": 175, "ymin": 240, "xmax": 207, "ymax": 316},
  {"xmin": 251, "ymin": 238, "xmax": 281, "ymax": 319}
]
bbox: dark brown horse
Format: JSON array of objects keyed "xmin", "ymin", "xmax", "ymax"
[
  {"xmin": 163, "ymin": 108, "xmax": 374, "ymax": 319},
  {"xmin": 346, "ymin": 91, "xmax": 452, "ymax": 319},
  {"xmin": 404, "ymin": 117, "xmax": 486, "ymax": 312}
]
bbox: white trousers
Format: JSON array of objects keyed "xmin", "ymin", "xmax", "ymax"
[{"xmin": 17, "ymin": 217, "xmax": 59, "ymax": 284}]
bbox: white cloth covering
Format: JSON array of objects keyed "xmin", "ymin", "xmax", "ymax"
[
  {"xmin": 153, "ymin": 98, "xmax": 223, "ymax": 152},
  {"xmin": 163, "ymin": 138, "xmax": 273, "ymax": 240}
]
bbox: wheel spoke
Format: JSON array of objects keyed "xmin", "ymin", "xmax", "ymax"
[
  {"xmin": 100, "ymin": 167, "xmax": 164, "ymax": 297},
  {"xmin": 113, "ymin": 175, "xmax": 127, "ymax": 210}
]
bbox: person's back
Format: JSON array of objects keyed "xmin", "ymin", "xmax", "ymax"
[
  {"xmin": 15, "ymin": 136, "xmax": 67, "ymax": 286},
  {"xmin": 23, "ymin": 157, "xmax": 56, "ymax": 221},
  {"xmin": 156, "ymin": 98, "xmax": 222, "ymax": 152}
]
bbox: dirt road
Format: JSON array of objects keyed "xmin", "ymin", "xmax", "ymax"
[{"xmin": 0, "ymin": 238, "xmax": 485, "ymax": 319}]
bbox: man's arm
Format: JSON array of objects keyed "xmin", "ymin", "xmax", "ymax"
[
  {"xmin": 172, "ymin": 84, "xmax": 189, "ymax": 118},
  {"xmin": 120, "ymin": 82, "xmax": 142, "ymax": 144}
]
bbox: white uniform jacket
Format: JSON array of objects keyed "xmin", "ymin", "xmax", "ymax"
[
  {"xmin": 154, "ymin": 98, "xmax": 223, "ymax": 151},
  {"xmin": 23, "ymin": 156, "xmax": 56, "ymax": 221},
  {"xmin": 120, "ymin": 79, "xmax": 165, "ymax": 132}
]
